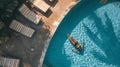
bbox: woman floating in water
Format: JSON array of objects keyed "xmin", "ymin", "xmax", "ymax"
[{"xmin": 67, "ymin": 34, "xmax": 84, "ymax": 53}]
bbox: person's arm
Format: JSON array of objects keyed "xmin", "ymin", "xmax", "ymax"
[
  {"xmin": 72, "ymin": 49, "xmax": 79, "ymax": 53},
  {"xmin": 81, "ymin": 41, "xmax": 84, "ymax": 49}
]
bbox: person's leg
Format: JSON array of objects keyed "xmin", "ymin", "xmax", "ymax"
[{"xmin": 100, "ymin": 0, "xmax": 108, "ymax": 3}]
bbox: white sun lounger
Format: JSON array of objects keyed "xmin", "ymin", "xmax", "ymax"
[
  {"xmin": 19, "ymin": 4, "xmax": 41, "ymax": 24},
  {"xmin": 33, "ymin": 0, "xmax": 50, "ymax": 13},
  {"xmin": 0, "ymin": 56, "xmax": 20, "ymax": 67},
  {"xmin": 9, "ymin": 20, "xmax": 35, "ymax": 38}
]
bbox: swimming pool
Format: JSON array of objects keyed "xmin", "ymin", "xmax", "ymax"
[{"xmin": 43, "ymin": 0, "xmax": 120, "ymax": 67}]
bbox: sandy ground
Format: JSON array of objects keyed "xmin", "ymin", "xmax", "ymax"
[{"xmin": 35, "ymin": 0, "xmax": 79, "ymax": 35}]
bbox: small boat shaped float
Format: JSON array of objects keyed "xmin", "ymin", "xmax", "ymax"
[{"xmin": 67, "ymin": 34, "xmax": 84, "ymax": 52}]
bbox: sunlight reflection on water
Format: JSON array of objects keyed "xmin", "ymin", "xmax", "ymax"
[{"xmin": 63, "ymin": 3, "xmax": 119, "ymax": 67}]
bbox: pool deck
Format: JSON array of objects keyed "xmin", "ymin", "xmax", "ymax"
[
  {"xmin": 36, "ymin": 0, "xmax": 79, "ymax": 35},
  {"xmin": 0, "ymin": 0, "xmax": 79, "ymax": 67}
]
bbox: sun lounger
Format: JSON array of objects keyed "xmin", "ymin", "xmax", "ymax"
[
  {"xmin": 0, "ymin": 56, "xmax": 20, "ymax": 67},
  {"xmin": 9, "ymin": 20, "xmax": 35, "ymax": 38},
  {"xmin": 33, "ymin": 0, "xmax": 50, "ymax": 13},
  {"xmin": 19, "ymin": 4, "xmax": 41, "ymax": 24}
]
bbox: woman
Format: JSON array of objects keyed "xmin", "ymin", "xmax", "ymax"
[{"xmin": 67, "ymin": 34, "xmax": 84, "ymax": 53}]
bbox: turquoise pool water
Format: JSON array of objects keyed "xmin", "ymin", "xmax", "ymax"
[{"xmin": 43, "ymin": 0, "xmax": 120, "ymax": 67}]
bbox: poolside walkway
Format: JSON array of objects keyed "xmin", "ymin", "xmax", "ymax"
[
  {"xmin": 0, "ymin": 0, "xmax": 79, "ymax": 67},
  {"xmin": 35, "ymin": 0, "xmax": 79, "ymax": 35}
]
